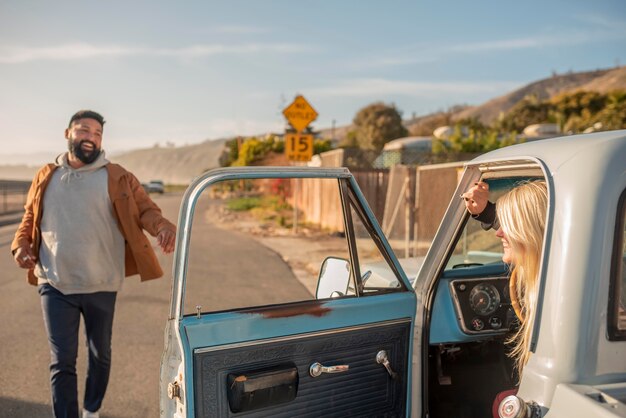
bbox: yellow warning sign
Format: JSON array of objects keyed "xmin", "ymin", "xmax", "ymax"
[
  {"xmin": 285, "ymin": 133, "xmax": 314, "ymax": 162},
  {"xmin": 282, "ymin": 95, "xmax": 318, "ymax": 133}
]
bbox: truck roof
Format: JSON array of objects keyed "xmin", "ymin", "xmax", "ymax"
[{"xmin": 469, "ymin": 129, "xmax": 626, "ymax": 173}]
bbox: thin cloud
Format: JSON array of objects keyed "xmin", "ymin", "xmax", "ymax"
[
  {"xmin": 448, "ymin": 31, "xmax": 624, "ymax": 53},
  {"xmin": 203, "ymin": 118, "xmax": 284, "ymax": 138},
  {"xmin": 443, "ymin": 15, "xmax": 626, "ymax": 55},
  {"xmin": 0, "ymin": 44, "xmax": 134, "ymax": 64},
  {"xmin": 0, "ymin": 42, "xmax": 309, "ymax": 64},
  {"xmin": 448, "ymin": 37, "xmax": 546, "ymax": 53},
  {"xmin": 309, "ymin": 78, "xmax": 520, "ymax": 98},
  {"xmin": 154, "ymin": 43, "xmax": 305, "ymax": 57},
  {"xmin": 351, "ymin": 25, "xmax": 626, "ymax": 71},
  {"xmin": 341, "ymin": 35, "xmax": 572, "ymax": 71},
  {"xmin": 365, "ymin": 55, "xmax": 439, "ymax": 68},
  {"xmin": 572, "ymin": 13, "xmax": 626, "ymax": 31},
  {"xmin": 213, "ymin": 25, "xmax": 270, "ymax": 35}
]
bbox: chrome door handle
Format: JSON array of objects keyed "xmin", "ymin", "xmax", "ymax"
[
  {"xmin": 376, "ymin": 350, "xmax": 398, "ymax": 379},
  {"xmin": 309, "ymin": 362, "xmax": 349, "ymax": 377}
]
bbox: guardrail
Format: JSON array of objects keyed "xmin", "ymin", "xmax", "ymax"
[{"xmin": 0, "ymin": 180, "xmax": 30, "ymax": 225}]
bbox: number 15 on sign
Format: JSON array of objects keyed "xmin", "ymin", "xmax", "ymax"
[{"xmin": 285, "ymin": 133, "xmax": 314, "ymax": 162}]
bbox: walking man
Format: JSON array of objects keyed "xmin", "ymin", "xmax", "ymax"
[{"xmin": 11, "ymin": 110, "xmax": 176, "ymax": 418}]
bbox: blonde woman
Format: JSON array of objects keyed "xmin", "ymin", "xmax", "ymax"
[{"xmin": 462, "ymin": 180, "xmax": 548, "ymax": 375}]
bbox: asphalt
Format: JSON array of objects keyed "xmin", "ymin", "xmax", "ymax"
[{"xmin": 0, "ymin": 211, "xmax": 24, "ymax": 228}]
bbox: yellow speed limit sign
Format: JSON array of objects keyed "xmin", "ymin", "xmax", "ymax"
[{"xmin": 285, "ymin": 133, "xmax": 314, "ymax": 162}]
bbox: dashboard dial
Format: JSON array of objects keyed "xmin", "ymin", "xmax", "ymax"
[
  {"xmin": 489, "ymin": 316, "xmax": 503, "ymax": 329},
  {"xmin": 469, "ymin": 284, "xmax": 501, "ymax": 316},
  {"xmin": 471, "ymin": 318, "xmax": 485, "ymax": 331}
]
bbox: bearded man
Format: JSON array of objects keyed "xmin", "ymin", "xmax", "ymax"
[{"xmin": 11, "ymin": 110, "xmax": 176, "ymax": 418}]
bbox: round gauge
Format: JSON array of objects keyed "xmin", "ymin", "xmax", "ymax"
[
  {"xmin": 471, "ymin": 317, "xmax": 485, "ymax": 331},
  {"xmin": 489, "ymin": 316, "xmax": 503, "ymax": 329},
  {"xmin": 469, "ymin": 283, "xmax": 501, "ymax": 316}
]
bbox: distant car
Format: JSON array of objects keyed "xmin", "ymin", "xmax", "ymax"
[{"xmin": 144, "ymin": 180, "xmax": 164, "ymax": 194}]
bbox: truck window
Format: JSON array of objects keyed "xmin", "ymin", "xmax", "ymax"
[
  {"xmin": 182, "ymin": 177, "xmax": 407, "ymax": 316},
  {"xmin": 609, "ymin": 188, "xmax": 626, "ymax": 340}
]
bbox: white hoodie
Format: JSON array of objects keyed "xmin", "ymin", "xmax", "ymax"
[{"xmin": 35, "ymin": 151, "xmax": 126, "ymax": 294}]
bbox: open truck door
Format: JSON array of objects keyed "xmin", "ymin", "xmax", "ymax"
[{"xmin": 160, "ymin": 167, "xmax": 418, "ymax": 417}]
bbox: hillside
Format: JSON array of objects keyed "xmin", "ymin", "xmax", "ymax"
[
  {"xmin": 578, "ymin": 66, "xmax": 626, "ymax": 93},
  {"xmin": 453, "ymin": 66, "xmax": 626, "ymax": 124},
  {"xmin": 113, "ymin": 138, "xmax": 226, "ymax": 184}
]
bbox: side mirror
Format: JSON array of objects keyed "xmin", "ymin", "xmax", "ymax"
[{"xmin": 316, "ymin": 257, "xmax": 350, "ymax": 299}]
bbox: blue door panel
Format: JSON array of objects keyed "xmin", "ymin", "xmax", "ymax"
[
  {"xmin": 192, "ymin": 320, "xmax": 412, "ymax": 417},
  {"xmin": 180, "ymin": 292, "xmax": 417, "ymax": 416}
]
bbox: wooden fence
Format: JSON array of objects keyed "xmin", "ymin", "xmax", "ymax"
[
  {"xmin": 352, "ymin": 170, "xmax": 389, "ymax": 223},
  {"xmin": 288, "ymin": 162, "xmax": 465, "ymax": 256},
  {"xmin": 287, "ymin": 170, "xmax": 390, "ymax": 233},
  {"xmin": 289, "ymin": 178, "xmax": 345, "ymax": 232}
]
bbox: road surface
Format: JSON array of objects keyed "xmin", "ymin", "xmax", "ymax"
[{"xmin": 0, "ymin": 192, "xmax": 309, "ymax": 418}]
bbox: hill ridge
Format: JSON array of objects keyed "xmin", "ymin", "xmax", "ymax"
[{"xmin": 453, "ymin": 67, "xmax": 624, "ymax": 123}]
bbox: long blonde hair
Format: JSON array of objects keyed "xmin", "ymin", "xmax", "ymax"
[{"xmin": 496, "ymin": 180, "xmax": 548, "ymax": 376}]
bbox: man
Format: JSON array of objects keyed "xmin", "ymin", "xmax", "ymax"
[{"xmin": 11, "ymin": 110, "xmax": 176, "ymax": 418}]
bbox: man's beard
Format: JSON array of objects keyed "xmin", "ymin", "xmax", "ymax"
[{"xmin": 68, "ymin": 139, "xmax": 101, "ymax": 164}]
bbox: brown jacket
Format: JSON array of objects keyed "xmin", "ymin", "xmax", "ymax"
[{"xmin": 11, "ymin": 162, "xmax": 176, "ymax": 285}]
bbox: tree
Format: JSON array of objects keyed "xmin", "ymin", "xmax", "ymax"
[
  {"xmin": 338, "ymin": 131, "xmax": 359, "ymax": 148},
  {"xmin": 352, "ymin": 102, "xmax": 408, "ymax": 152},
  {"xmin": 218, "ymin": 138, "xmax": 240, "ymax": 167}
]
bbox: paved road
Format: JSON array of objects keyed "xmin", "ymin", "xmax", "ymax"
[{"xmin": 0, "ymin": 192, "xmax": 309, "ymax": 418}]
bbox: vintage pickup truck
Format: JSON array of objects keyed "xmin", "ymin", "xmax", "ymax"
[{"xmin": 160, "ymin": 130, "xmax": 626, "ymax": 417}]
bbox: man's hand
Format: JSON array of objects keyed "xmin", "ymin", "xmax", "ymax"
[
  {"xmin": 14, "ymin": 246, "xmax": 37, "ymax": 269},
  {"xmin": 461, "ymin": 181, "xmax": 490, "ymax": 215},
  {"xmin": 157, "ymin": 228, "xmax": 176, "ymax": 254}
]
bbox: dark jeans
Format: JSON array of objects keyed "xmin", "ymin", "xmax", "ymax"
[{"xmin": 39, "ymin": 283, "xmax": 117, "ymax": 418}]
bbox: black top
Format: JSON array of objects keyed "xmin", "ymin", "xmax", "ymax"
[{"xmin": 472, "ymin": 201, "xmax": 499, "ymax": 231}]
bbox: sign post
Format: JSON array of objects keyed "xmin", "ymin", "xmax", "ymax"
[{"xmin": 282, "ymin": 95, "xmax": 319, "ymax": 234}]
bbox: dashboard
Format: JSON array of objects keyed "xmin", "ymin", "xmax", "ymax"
[
  {"xmin": 429, "ymin": 263, "xmax": 518, "ymax": 345},
  {"xmin": 449, "ymin": 277, "xmax": 517, "ymax": 334}
]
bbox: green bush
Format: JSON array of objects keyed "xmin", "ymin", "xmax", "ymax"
[
  {"xmin": 497, "ymin": 90, "xmax": 626, "ymax": 134},
  {"xmin": 227, "ymin": 196, "xmax": 262, "ymax": 211},
  {"xmin": 229, "ymin": 135, "xmax": 288, "ymax": 166},
  {"xmin": 434, "ymin": 119, "xmax": 521, "ymax": 154},
  {"xmin": 314, "ymin": 138, "xmax": 332, "ymax": 154}
]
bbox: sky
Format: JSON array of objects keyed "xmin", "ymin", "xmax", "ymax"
[{"xmin": 0, "ymin": 0, "xmax": 625, "ymax": 162}]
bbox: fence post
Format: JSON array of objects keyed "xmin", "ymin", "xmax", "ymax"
[
  {"xmin": 292, "ymin": 178, "xmax": 298, "ymax": 235},
  {"xmin": 413, "ymin": 168, "xmax": 420, "ymax": 256}
]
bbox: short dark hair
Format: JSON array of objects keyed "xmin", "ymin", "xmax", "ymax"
[{"xmin": 68, "ymin": 110, "xmax": 106, "ymax": 129}]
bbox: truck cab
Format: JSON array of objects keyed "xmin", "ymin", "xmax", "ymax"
[
  {"xmin": 161, "ymin": 130, "xmax": 626, "ymax": 417},
  {"xmin": 416, "ymin": 131, "xmax": 626, "ymax": 417}
]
